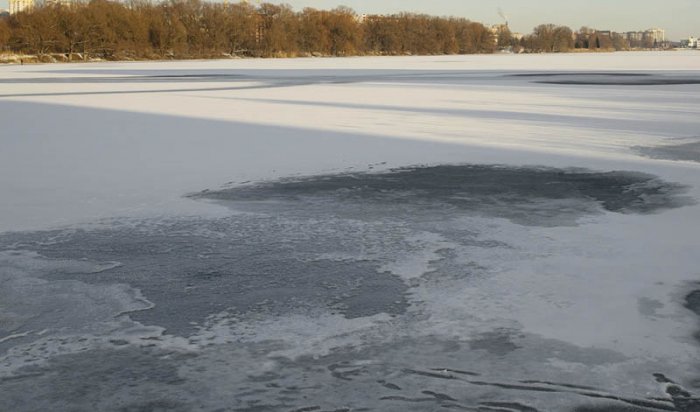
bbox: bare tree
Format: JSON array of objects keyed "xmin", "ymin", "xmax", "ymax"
[
  {"xmin": 0, "ymin": 1, "xmax": 500, "ymax": 59},
  {"xmin": 0, "ymin": 16, "xmax": 11, "ymax": 51},
  {"xmin": 526, "ymin": 24, "xmax": 573, "ymax": 52},
  {"xmin": 611, "ymin": 32, "xmax": 629, "ymax": 51},
  {"xmin": 362, "ymin": 14, "xmax": 400, "ymax": 55},
  {"xmin": 299, "ymin": 8, "xmax": 330, "ymax": 55},
  {"xmin": 327, "ymin": 6, "xmax": 359, "ymax": 56},
  {"xmin": 224, "ymin": 2, "xmax": 258, "ymax": 56}
]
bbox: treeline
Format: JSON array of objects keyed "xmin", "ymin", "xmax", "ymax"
[
  {"xmin": 0, "ymin": 0, "xmax": 648, "ymax": 61},
  {"xmin": 0, "ymin": 0, "xmax": 497, "ymax": 59},
  {"xmin": 520, "ymin": 24, "xmax": 647, "ymax": 53}
]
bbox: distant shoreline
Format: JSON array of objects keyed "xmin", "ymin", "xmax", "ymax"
[{"xmin": 1, "ymin": 48, "xmax": 691, "ymax": 66}]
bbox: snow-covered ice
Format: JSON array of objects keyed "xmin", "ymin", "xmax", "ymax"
[{"xmin": 1, "ymin": 52, "xmax": 700, "ymax": 411}]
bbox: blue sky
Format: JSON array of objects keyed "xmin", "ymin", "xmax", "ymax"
[{"xmin": 1, "ymin": 0, "xmax": 696, "ymax": 39}]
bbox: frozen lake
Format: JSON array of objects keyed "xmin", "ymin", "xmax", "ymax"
[{"xmin": 1, "ymin": 52, "xmax": 700, "ymax": 411}]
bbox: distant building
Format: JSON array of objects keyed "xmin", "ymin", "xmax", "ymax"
[
  {"xmin": 9, "ymin": 0, "xmax": 34, "ymax": 14},
  {"xmin": 645, "ymin": 28, "xmax": 665, "ymax": 43},
  {"xmin": 624, "ymin": 28, "xmax": 666, "ymax": 48},
  {"xmin": 45, "ymin": 0, "xmax": 72, "ymax": 6},
  {"xmin": 490, "ymin": 24, "xmax": 510, "ymax": 46},
  {"xmin": 680, "ymin": 36, "xmax": 698, "ymax": 48},
  {"xmin": 626, "ymin": 31, "xmax": 644, "ymax": 43}
]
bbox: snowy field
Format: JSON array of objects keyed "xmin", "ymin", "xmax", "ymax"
[{"xmin": 1, "ymin": 51, "xmax": 700, "ymax": 411}]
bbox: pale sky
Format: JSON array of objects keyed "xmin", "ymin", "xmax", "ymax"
[
  {"xmin": 268, "ymin": 0, "xmax": 696, "ymax": 40},
  {"xmin": 1, "ymin": 0, "xmax": 696, "ymax": 40}
]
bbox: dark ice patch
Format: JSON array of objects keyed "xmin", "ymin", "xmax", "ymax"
[
  {"xmin": 468, "ymin": 329, "xmax": 522, "ymax": 356},
  {"xmin": 0, "ymin": 165, "xmax": 692, "ymax": 337},
  {"xmin": 573, "ymin": 373, "xmax": 700, "ymax": 412},
  {"xmin": 195, "ymin": 165, "xmax": 694, "ymax": 226},
  {"xmin": 539, "ymin": 79, "xmax": 700, "ymax": 86},
  {"xmin": 0, "ymin": 347, "xmax": 193, "ymax": 412},
  {"xmin": 480, "ymin": 401, "xmax": 541, "ymax": 412},
  {"xmin": 510, "ymin": 72, "xmax": 651, "ymax": 78},
  {"xmin": 572, "ymin": 405, "xmax": 668, "ymax": 412},
  {"xmin": 634, "ymin": 141, "xmax": 700, "ymax": 163},
  {"xmin": 686, "ymin": 290, "xmax": 700, "ymax": 316},
  {"xmin": 685, "ymin": 288, "xmax": 700, "ymax": 345},
  {"xmin": 1, "ymin": 164, "xmax": 697, "ymax": 412},
  {"xmin": 0, "ymin": 330, "xmax": 683, "ymax": 412},
  {"xmin": 0, "ymin": 216, "xmax": 411, "ymax": 337},
  {"xmin": 507, "ymin": 72, "xmax": 700, "ymax": 86},
  {"xmin": 519, "ymin": 73, "xmax": 700, "ymax": 86}
]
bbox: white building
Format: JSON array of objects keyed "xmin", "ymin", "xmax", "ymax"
[
  {"xmin": 490, "ymin": 24, "xmax": 510, "ymax": 46},
  {"xmin": 625, "ymin": 28, "xmax": 667, "ymax": 48},
  {"xmin": 681, "ymin": 36, "xmax": 698, "ymax": 48},
  {"xmin": 9, "ymin": 0, "xmax": 34, "ymax": 14},
  {"xmin": 645, "ymin": 28, "xmax": 665, "ymax": 43},
  {"xmin": 45, "ymin": 0, "xmax": 72, "ymax": 6}
]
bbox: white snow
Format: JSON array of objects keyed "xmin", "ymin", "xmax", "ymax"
[{"xmin": 1, "ymin": 52, "xmax": 699, "ymax": 231}]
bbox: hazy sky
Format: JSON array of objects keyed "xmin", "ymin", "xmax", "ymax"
[
  {"xmin": 267, "ymin": 0, "xmax": 697, "ymax": 40},
  {"xmin": 1, "ymin": 0, "xmax": 696, "ymax": 39}
]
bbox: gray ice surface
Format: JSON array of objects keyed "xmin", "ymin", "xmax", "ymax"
[{"xmin": 1, "ymin": 164, "xmax": 699, "ymax": 412}]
